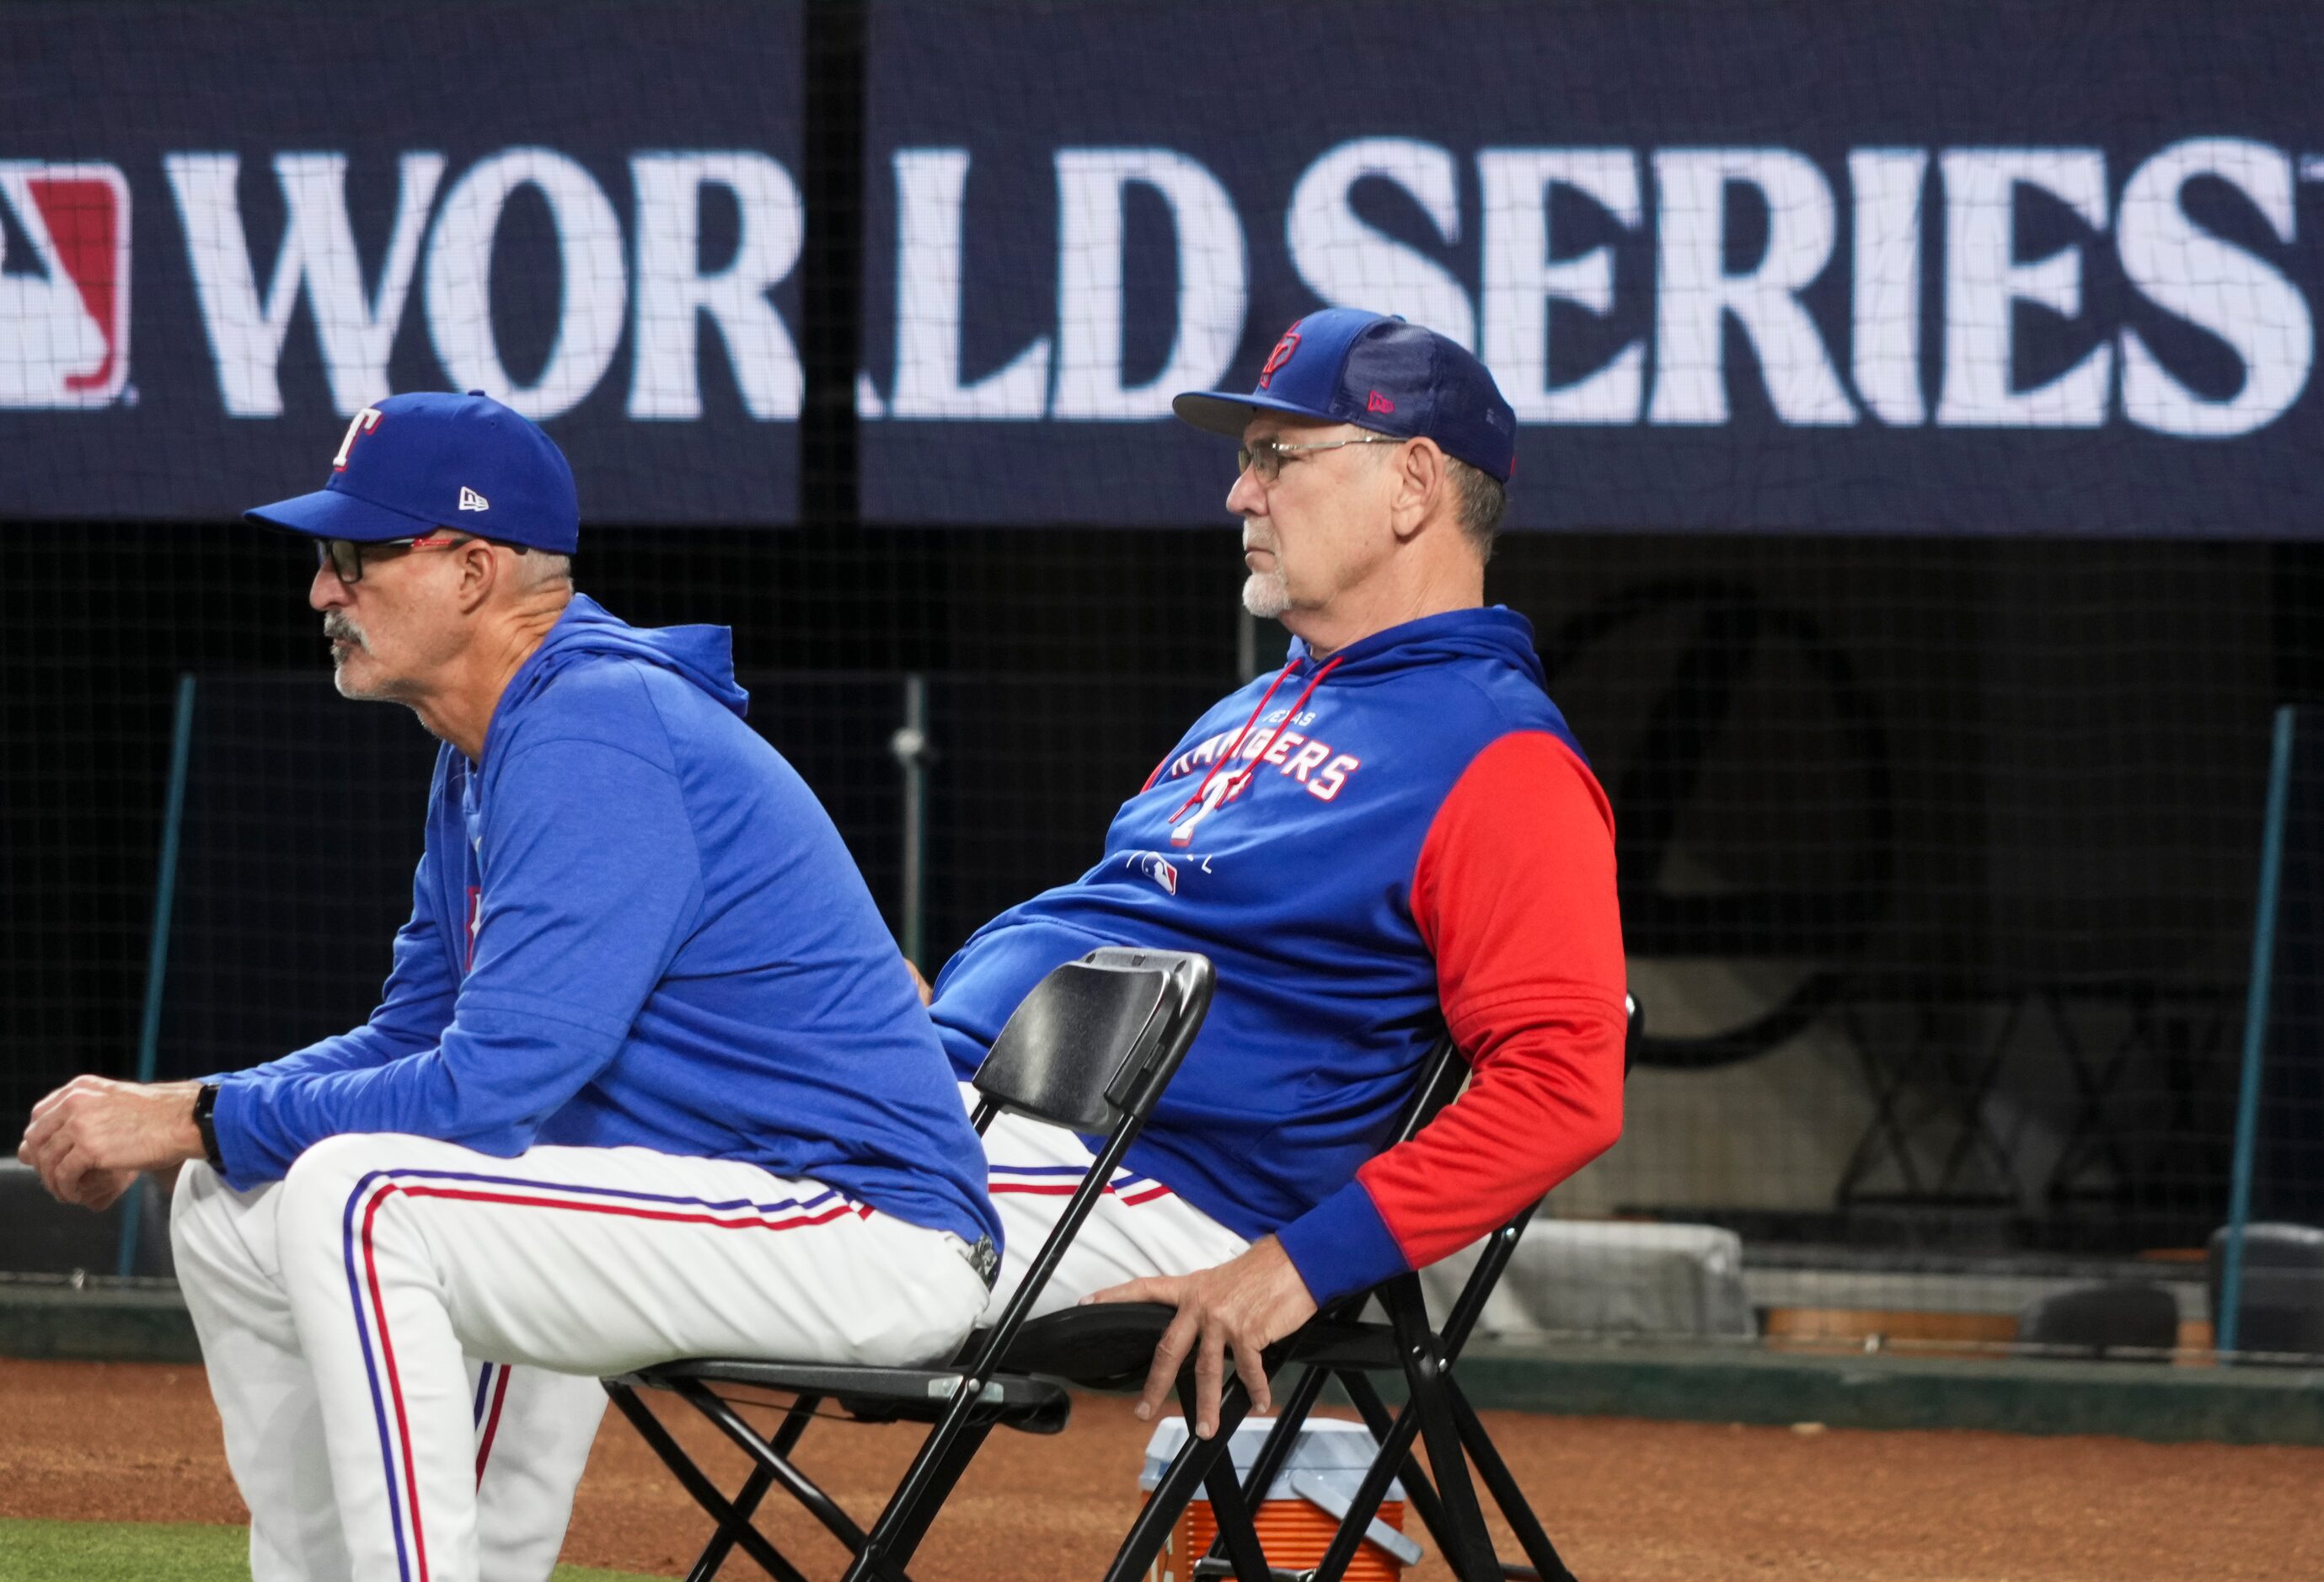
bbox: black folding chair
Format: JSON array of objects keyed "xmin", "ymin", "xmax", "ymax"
[
  {"xmin": 601, "ymin": 947, "xmax": 1214, "ymax": 1582},
  {"xmin": 1062, "ymin": 993, "xmax": 1643, "ymax": 1582}
]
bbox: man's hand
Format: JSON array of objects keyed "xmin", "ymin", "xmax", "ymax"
[
  {"xmin": 1089, "ymin": 1235, "xmax": 1319, "ymax": 1440},
  {"xmin": 904, "ymin": 957, "xmax": 934, "ymax": 1007},
  {"xmin": 18, "ymin": 1077, "xmax": 206, "ymax": 1211}
]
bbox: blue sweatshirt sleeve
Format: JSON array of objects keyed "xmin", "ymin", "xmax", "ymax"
[
  {"xmin": 212, "ymin": 854, "xmax": 459, "ymax": 1089},
  {"xmin": 210, "ymin": 735, "xmax": 703, "ymax": 1186}
]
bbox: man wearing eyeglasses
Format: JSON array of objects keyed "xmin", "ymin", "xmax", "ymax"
[
  {"xmin": 17, "ymin": 390, "xmax": 1001, "ymax": 1582},
  {"xmin": 922, "ymin": 309, "xmax": 1629, "ymax": 1440}
]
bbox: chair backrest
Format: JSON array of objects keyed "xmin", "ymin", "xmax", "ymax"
[{"xmin": 972, "ymin": 949, "xmax": 1213, "ymax": 1134}]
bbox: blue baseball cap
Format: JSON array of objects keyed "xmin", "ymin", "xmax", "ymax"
[
  {"xmin": 1173, "ymin": 308, "xmax": 1518, "ymax": 484},
  {"xmin": 245, "ymin": 390, "xmax": 580, "ymax": 553}
]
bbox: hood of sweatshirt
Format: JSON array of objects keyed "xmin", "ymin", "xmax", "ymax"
[
  {"xmin": 500, "ymin": 592, "xmax": 751, "ymax": 722},
  {"xmin": 1282, "ymin": 605, "xmax": 1548, "ymax": 693}
]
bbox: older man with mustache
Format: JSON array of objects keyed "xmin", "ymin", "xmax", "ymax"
[{"xmin": 19, "ymin": 391, "xmax": 999, "ymax": 1582}]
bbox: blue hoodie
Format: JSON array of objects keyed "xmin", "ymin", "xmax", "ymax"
[
  {"xmin": 929, "ymin": 607, "xmax": 1627, "ymax": 1302},
  {"xmin": 212, "ymin": 595, "xmax": 999, "ymax": 1252}
]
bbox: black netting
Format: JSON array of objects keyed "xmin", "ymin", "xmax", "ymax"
[{"xmin": 6, "ymin": 0, "xmax": 2324, "ymax": 1358}]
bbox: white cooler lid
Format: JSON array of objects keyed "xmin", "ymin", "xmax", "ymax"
[{"xmin": 1139, "ymin": 1417, "xmax": 1402, "ymax": 1501}]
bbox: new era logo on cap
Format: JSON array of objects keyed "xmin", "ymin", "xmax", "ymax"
[{"xmin": 459, "ymin": 487, "xmax": 490, "ymax": 512}]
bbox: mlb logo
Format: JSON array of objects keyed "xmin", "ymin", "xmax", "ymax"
[{"xmin": 0, "ymin": 162, "xmax": 130, "ymax": 408}]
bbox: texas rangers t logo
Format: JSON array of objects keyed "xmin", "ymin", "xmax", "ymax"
[
  {"xmin": 1257, "ymin": 329, "xmax": 1301, "ymax": 389},
  {"xmin": 335, "ymin": 406, "xmax": 384, "ymax": 470}
]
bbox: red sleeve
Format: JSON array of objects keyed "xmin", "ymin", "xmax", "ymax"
[{"xmin": 1354, "ymin": 730, "xmax": 1628, "ymax": 1270}]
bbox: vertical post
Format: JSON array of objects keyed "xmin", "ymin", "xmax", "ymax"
[
  {"xmin": 892, "ymin": 672, "xmax": 929, "ymax": 969},
  {"xmin": 2220, "ymin": 704, "xmax": 2298, "ymax": 1357},
  {"xmin": 117, "ymin": 674, "xmax": 197, "ymax": 1279},
  {"xmin": 799, "ymin": 0, "xmax": 865, "ymax": 532},
  {"xmin": 1237, "ymin": 605, "xmax": 1258, "ymax": 683}
]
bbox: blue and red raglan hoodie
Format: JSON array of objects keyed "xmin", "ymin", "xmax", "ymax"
[
  {"xmin": 208, "ymin": 595, "xmax": 999, "ymax": 1253},
  {"xmin": 929, "ymin": 606, "xmax": 1626, "ymax": 1304}
]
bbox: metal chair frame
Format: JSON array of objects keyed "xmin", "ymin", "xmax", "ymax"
[
  {"xmin": 1100, "ymin": 994, "xmax": 1640, "ymax": 1582},
  {"xmin": 602, "ymin": 947, "xmax": 1215, "ymax": 1582}
]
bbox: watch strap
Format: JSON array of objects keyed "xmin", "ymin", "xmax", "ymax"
[{"xmin": 193, "ymin": 1083, "xmax": 225, "ymax": 1173}]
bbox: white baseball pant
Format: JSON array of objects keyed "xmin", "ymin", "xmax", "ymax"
[
  {"xmin": 975, "ymin": 1101, "xmax": 1250, "ymax": 1320},
  {"xmin": 170, "ymin": 1133, "xmax": 992, "ymax": 1582}
]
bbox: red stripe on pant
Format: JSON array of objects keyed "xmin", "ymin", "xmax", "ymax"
[
  {"xmin": 358, "ymin": 1183, "xmax": 856, "ymax": 1580},
  {"xmin": 474, "ymin": 1363, "xmax": 514, "ymax": 1484}
]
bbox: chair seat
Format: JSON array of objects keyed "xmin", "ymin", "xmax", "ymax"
[
  {"xmin": 1270, "ymin": 1317, "xmax": 1399, "ymax": 1371},
  {"xmin": 613, "ymin": 1357, "xmax": 1074, "ymax": 1434},
  {"xmin": 980, "ymin": 1303, "xmax": 1401, "ymax": 1393},
  {"xmin": 988, "ymin": 1301, "xmax": 1178, "ymax": 1390}
]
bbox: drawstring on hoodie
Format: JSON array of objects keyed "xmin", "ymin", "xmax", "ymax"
[{"xmin": 1170, "ymin": 655, "xmax": 1344, "ymax": 823}]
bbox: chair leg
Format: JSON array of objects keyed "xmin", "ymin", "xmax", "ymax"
[
  {"xmin": 840, "ymin": 1374, "xmax": 1012, "ymax": 1582},
  {"xmin": 1340, "ymin": 1371, "xmax": 1462, "ymax": 1564},
  {"xmin": 1227, "ymin": 1364, "xmax": 1330, "ymax": 1527},
  {"xmin": 1096, "ymin": 1398, "xmax": 1240, "ymax": 1582},
  {"xmin": 1445, "ymin": 1377, "xmax": 1574, "ymax": 1582},
  {"xmin": 683, "ymin": 1394, "xmax": 826, "ymax": 1582},
  {"xmin": 1186, "ymin": 1377, "xmax": 1271, "ymax": 1582},
  {"xmin": 602, "ymin": 1382, "xmax": 814, "ymax": 1582},
  {"xmin": 1383, "ymin": 1279, "xmax": 1502, "ymax": 1582},
  {"xmin": 677, "ymin": 1380, "xmax": 870, "ymax": 1553},
  {"xmin": 875, "ymin": 1417, "xmax": 999, "ymax": 1566},
  {"xmin": 685, "ymin": 1464, "xmax": 774, "ymax": 1582}
]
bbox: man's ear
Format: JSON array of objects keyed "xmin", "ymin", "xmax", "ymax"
[
  {"xmin": 454, "ymin": 539, "xmax": 500, "ymax": 615},
  {"xmin": 1389, "ymin": 437, "xmax": 1446, "ymax": 542}
]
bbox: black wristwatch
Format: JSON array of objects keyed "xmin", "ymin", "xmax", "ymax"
[{"xmin": 193, "ymin": 1083, "xmax": 225, "ymax": 1173}]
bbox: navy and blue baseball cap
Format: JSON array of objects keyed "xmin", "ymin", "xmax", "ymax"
[
  {"xmin": 245, "ymin": 390, "xmax": 580, "ymax": 553},
  {"xmin": 1173, "ymin": 308, "xmax": 1518, "ymax": 484}
]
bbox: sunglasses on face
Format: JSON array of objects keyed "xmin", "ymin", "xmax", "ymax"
[{"xmin": 314, "ymin": 532, "xmax": 483, "ymax": 585}]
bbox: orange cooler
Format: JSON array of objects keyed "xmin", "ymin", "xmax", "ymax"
[{"xmin": 1139, "ymin": 1418, "xmax": 1422, "ymax": 1582}]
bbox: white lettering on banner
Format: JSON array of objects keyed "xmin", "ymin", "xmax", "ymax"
[
  {"xmin": 1849, "ymin": 148, "xmax": 1930, "ymax": 426},
  {"xmin": 424, "ymin": 147, "xmax": 627, "ymax": 422},
  {"xmin": 1052, "ymin": 149, "xmax": 1245, "ymax": 420},
  {"xmin": 169, "ymin": 152, "xmax": 442, "ymax": 418},
  {"xmin": 2118, "ymin": 139, "xmax": 2311, "ymax": 438},
  {"xmin": 1288, "ymin": 139, "xmax": 1475, "ymax": 351},
  {"xmin": 629, "ymin": 152, "xmax": 805, "ymax": 420},
  {"xmin": 1478, "ymin": 147, "xmax": 1645, "ymax": 423},
  {"xmin": 887, "ymin": 148, "xmax": 1051, "ymax": 419},
  {"xmin": 1936, "ymin": 148, "xmax": 2112, "ymax": 428},
  {"xmin": 1650, "ymin": 149, "xmax": 1856, "ymax": 426},
  {"xmin": 115, "ymin": 136, "xmax": 2324, "ymax": 440}
]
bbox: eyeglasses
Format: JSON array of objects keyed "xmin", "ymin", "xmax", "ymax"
[
  {"xmin": 315, "ymin": 532, "xmax": 476, "ymax": 585},
  {"xmin": 1235, "ymin": 434, "xmax": 1405, "ymax": 484}
]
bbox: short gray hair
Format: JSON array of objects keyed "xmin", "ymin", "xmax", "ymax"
[
  {"xmin": 516, "ymin": 548, "xmax": 573, "ymax": 591},
  {"xmin": 1448, "ymin": 458, "xmax": 1506, "ymax": 561}
]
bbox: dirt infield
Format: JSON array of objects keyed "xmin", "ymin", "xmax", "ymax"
[{"xmin": 6, "ymin": 1358, "xmax": 2321, "ymax": 1580}]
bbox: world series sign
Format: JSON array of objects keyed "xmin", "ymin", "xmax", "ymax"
[{"xmin": 5, "ymin": 0, "xmax": 2324, "ymax": 535}]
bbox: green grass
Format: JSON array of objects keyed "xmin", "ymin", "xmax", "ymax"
[{"xmin": 0, "ymin": 1518, "xmax": 663, "ymax": 1581}]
